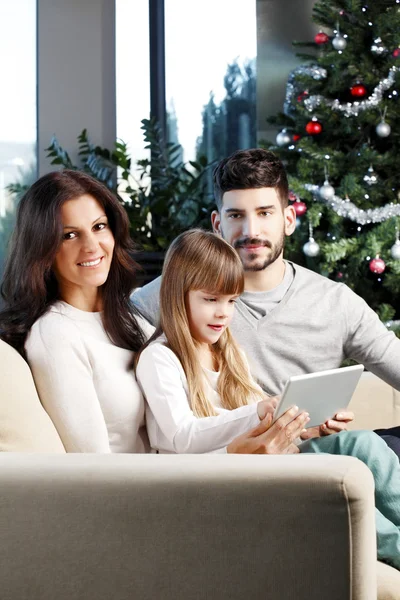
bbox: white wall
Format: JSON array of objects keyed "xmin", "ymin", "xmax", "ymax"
[{"xmin": 37, "ymin": 0, "xmax": 116, "ymax": 175}]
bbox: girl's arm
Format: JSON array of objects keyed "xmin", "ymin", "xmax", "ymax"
[
  {"xmin": 26, "ymin": 317, "xmax": 111, "ymax": 453},
  {"xmin": 136, "ymin": 343, "xmax": 261, "ymax": 453}
]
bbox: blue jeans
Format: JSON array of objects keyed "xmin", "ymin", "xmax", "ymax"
[
  {"xmin": 300, "ymin": 430, "xmax": 400, "ymax": 571},
  {"xmin": 375, "ymin": 427, "xmax": 400, "ymax": 460}
]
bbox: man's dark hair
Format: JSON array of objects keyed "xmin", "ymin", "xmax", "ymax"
[{"xmin": 213, "ymin": 148, "xmax": 289, "ymax": 210}]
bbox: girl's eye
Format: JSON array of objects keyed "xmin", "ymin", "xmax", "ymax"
[
  {"xmin": 229, "ymin": 298, "xmax": 237, "ymax": 303},
  {"xmin": 63, "ymin": 231, "xmax": 76, "ymax": 240},
  {"xmin": 204, "ymin": 297, "xmax": 216, "ymax": 302}
]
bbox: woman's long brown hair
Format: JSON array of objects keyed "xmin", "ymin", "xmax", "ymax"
[
  {"xmin": 136, "ymin": 229, "xmax": 265, "ymax": 417},
  {"xmin": 0, "ymin": 169, "xmax": 145, "ymax": 358}
]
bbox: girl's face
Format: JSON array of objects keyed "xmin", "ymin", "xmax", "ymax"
[
  {"xmin": 53, "ymin": 194, "xmax": 115, "ymax": 308},
  {"xmin": 185, "ymin": 289, "xmax": 238, "ymax": 346}
]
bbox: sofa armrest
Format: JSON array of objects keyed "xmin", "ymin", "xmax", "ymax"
[
  {"xmin": 0, "ymin": 453, "xmax": 376, "ymax": 600},
  {"xmin": 348, "ymin": 371, "xmax": 400, "ymax": 430}
]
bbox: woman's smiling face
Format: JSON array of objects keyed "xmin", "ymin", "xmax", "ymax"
[{"xmin": 53, "ymin": 194, "xmax": 115, "ymax": 304}]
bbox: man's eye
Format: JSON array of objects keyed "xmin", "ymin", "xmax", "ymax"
[
  {"xmin": 63, "ymin": 232, "xmax": 76, "ymax": 240},
  {"xmin": 260, "ymin": 211, "xmax": 271, "ymax": 217},
  {"xmin": 228, "ymin": 213, "xmax": 242, "ymax": 219}
]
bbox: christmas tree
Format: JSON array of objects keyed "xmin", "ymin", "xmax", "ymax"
[{"xmin": 265, "ymin": 0, "xmax": 400, "ymax": 331}]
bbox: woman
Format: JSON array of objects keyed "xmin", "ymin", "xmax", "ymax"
[{"xmin": 0, "ymin": 169, "xmax": 153, "ymax": 453}]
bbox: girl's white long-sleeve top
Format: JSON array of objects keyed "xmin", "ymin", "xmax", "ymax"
[
  {"xmin": 25, "ymin": 301, "xmax": 154, "ymax": 453},
  {"xmin": 136, "ymin": 338, "xmax": 261, "ymax": 453}
]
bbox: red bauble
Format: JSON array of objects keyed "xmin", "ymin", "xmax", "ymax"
[
  {"xmin": 292, "ymin": 133, "xmax": 301, "ymax": 142},
  {"xmin": 305, "ymin": 120, "xmax": 322, "ymax": 135},
  {"xmin": 314, "ymin": 32, "xmax": 329, "ymax": 45},
  {"xmin": 369, "ymin": 257, "xmax": 386, "ymax": 274},
  {"xmin": 350, "ymin": 84, "xmax": 367, "ymax": 97},
  {"xmin": 297, "ymin": 90, "xmax": 309, "ymax": 102},
  {"xmin": 393, "ymin": 48, "xmax": 400, "ymax": 58},
  {"xmin": 293, "ymin": 201, "xmax": 307, "ymax": 217},
  {"xmin": 288, "ymin": 191, "xmax": 297, "ymax": 202}
]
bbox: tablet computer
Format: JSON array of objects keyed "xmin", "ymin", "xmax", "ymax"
[{"xmin": 273, "ymin": 364, "xmax": 364, "ymax": 428}]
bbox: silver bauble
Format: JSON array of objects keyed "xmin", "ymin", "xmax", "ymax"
[
  {"xmin": 276, "ymin": 129, "xmax": 292, "ymax": 146},
  {"xmin": 390, "ymin": 240, "xmax": 400, "ymax": 260},
  {"xmin": 303, "ymin": 237, "xmax": 320, "ymax": 257},
  {"xmin": 376, "ymin": 121, "xmax": 391, "ymax": 138},
  {"xmin": 363, "ymin": 166, "xmax": 378, "ymax": 186},
  {"xmin": 319, "ymin": 180, "xmax": 335, "ymax": 200},
  {"xmin": 332, "ymin": 34, "xmax": 347, "ymax": 51}
]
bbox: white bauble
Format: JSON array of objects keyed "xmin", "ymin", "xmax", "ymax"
[
  {"xmin": 363, "ymin": 166, "xmax": 378, "ymax": 186},
  {"xmin": 332, "ymin": 34, "xmax": 347, "ymax": 51},
  {"xmin": 390, "ymin": 240, "xmax": 400, "ymax": 260},
  {"xmin": 276, "ymin": 129, "xmax": 292, "ymax": 146},
  {"xmin": 376, "ymin": 121, "xmax": 391, "ymax": 138},
  {"xmin": 319, "ymin": 180, "xmax": 335, "ymax": 200},
  {"xmin": 303, "ymin": 237, "xmax": 320, "ymax": 257}
]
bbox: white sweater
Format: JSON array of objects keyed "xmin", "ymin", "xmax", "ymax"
[
  {"xmin": 25, "ymin": 301, "xmax": 154, "ymax": 453},
  {"xmin": 136, "ymin": 337, "xmax": 261, "ymax": 453}
]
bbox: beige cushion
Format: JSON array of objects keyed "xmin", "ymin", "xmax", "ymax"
[
  {"xmin": 0, "ymin": 340, "xmax": 65, "ymax": 453},
  {"xmin": 377, "ymin": 561, "xmax": 400, "ymax": 599},
  {"xmin": 348, "ymin": 372, "xmax": 400, "ymax": 431}
]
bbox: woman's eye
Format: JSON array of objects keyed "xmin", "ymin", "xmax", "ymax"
[
  {"xmin": 94, "ymin": 222, "xmax": 107, "ymax": 231},
  {"xmin": 63, "ymin": 232, "xmax": 76, "ymax": 240}
]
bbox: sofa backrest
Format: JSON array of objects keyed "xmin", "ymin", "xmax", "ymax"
[
  {"xmin": 0, "ymin": 340, "xmax": 65, "ymax": 453},
  {"xmin": 348, "ymin": 371, "xmax": 400, "ymax": 430}
]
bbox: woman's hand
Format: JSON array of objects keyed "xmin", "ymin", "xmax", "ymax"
[
  {"xmin": 227, "ymin": 406, "xmax": 310, "ymax": 455},
  {"xmin": 300, "ymin": 410, "xmax": 355, "ymax": 440}
]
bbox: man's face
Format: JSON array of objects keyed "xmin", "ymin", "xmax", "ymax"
[{"xmin": 211, "ymin": 188, "xmax": 296, "ymax": 272}]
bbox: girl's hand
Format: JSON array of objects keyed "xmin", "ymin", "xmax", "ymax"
[
  {"xmin": 227, "ymin": 406, "xmax": 310, "ymax": 455},
  {"xmin": 257, "ymin": 396, "xmax": 280, "ymax": 420}
]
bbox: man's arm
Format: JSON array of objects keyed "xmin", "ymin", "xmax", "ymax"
[
  {"xmin": 343, "ymin": 286, "xmax": 400, "ymax": 391},
  {"xmin": 131, "ymin": 276, "xmax": 162, "ymax": 326}
]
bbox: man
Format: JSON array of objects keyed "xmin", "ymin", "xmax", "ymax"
[{"xmin": 132, "ymin": 148, "xmax": 400, "ymax": 452}]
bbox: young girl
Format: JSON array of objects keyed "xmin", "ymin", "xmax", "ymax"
[{"xmin": 135, "ymin": 228, "xmax": 400, "ymax": 570}]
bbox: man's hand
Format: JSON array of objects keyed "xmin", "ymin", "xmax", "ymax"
[
  {"xmin": 300, "ymin": 410, "xmax": 355, "ymax": 440},
  {"xmin": 227, "ymin": 406, "xmax": 310, "ymax": 455}
]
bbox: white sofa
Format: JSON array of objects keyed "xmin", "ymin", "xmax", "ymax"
[{"xmin": 0, "ymin": 339, "xmax": 399, "ymax": 599}]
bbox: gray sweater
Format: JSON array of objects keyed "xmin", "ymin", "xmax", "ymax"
[{"xmin": 131, "ymin": 262, "xmax": 400, "ymax": 396}]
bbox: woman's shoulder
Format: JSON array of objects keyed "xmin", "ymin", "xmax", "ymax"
[{"xmin": 27, "ymin": 302, "xmax": 84, "ymax": 352}]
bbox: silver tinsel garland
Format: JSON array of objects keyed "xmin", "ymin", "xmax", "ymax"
[
  {"xmin": 285, "ymin": 65, "xmax": 399, "ymax": 117},
  {"xmin": 304, "ymin": 184, "xmax": 400, "ymax": 224}
]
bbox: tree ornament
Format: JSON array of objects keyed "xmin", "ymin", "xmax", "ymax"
[
  {"xmin": 288, "ymin": 191, "xmax": 297, "ymax": 202},
  {"xmin": 314, "ymin": 31, "xmax": 329, "ymax": 45},
  {"xmin": 292, "ymin": 133, "xmax": 301, "ymax": 142},
  {"xmin": 363, "ymin": 165, "xmax": 378, "ymax": 186},
  {"xmin": 303, "ymin": 223, "xmax": 320, "ymax": 257},
  {"xmin": 369, "ymin": 256, "xmax": 386, "ymax": 274},
  {"xmin": 305, "ymin": 119, "xmax": 322, "ymax": 135},
  {"xmin": 293, "ymin": 200, "xmax": 307, "ymax": 217},
  {"xmin": 390, "ymin": 228, "xmax": 400, "ymax": 260},
  {"xmin": 390, "ymin": 240, "xmax": 400, "ymax": 260},
  {"xmin": 376, "ymin": 120, "xmax": 391, "ymax": 137},
  {"xmin": 319, "ymin": 179, "xmax": 335, "ymax": 200},
  {"xmin": 371, "ymin": 38, "xmax": 387, "ymax": 55},
  {"xmin": 332, "ymin": 33, "xmax": 347, "ymax": 51},
  {"xmin": 276, "ymin": 129, "xmax": 292, "ymax": 146},
  {"xmin": 350, "ymin": 84, "xmax": 367, "ymax": 97},
  {"xmin": 297, "ymin": 90, "xmax": 309, "ymax": 102},
  {"xmin": 393, "ymin": 48, "xmax": 400, "ymax": 58}
]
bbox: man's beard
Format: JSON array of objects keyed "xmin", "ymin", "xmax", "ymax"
[{"xmin": 222, "ymin": 228, "xmax": 285, "ymax": 272}]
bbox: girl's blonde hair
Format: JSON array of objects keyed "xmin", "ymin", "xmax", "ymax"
[{"xmin": 137, "ymin": 229, "xmax": 265, "ymax": 417}]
